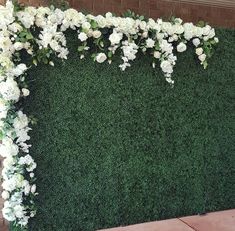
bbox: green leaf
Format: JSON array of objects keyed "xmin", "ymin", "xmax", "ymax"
[
  {"xmin": 26, "ymin": 33, "xmax": 33, "ymax": 40},
  {"xmin": 139, "ymin": 15, "xmax": 145, "ymax": 21},
  {"xmin": 91, "ymin": 20, "xmax": 98, "ymax": 29},
  {"xmin": 78, "ymin": 46, "xmax": 84, "ymax": 52},
  {"xmin": 0, "ymin": 130, "xmax": 3, "ymax": 141},
  {"xmin": 203, "ymin": 61, "xmax": 208, "ymax": 69},
  {"xmin": 108, "ymin": 51, "xmax": 113, "ymax": 58}
]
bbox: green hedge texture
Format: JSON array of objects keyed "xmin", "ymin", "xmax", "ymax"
[{"xmin": 20, "ymin": 28, "xmax": 235, "ymax": 231}]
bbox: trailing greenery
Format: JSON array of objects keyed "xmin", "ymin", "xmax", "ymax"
[{"xmin": 11, "ymin": 28, "xmax": 235, "ymax": 231}]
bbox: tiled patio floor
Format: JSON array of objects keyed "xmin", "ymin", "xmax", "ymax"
[{"xmin": 98, "ymin": 209, "xmax": 235, "ymax": 231}]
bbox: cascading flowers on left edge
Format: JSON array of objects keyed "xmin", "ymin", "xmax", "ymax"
[
  {"xmin": 0, "ymin": 0, "xmax": 219, "ymax": 228},
  {"xmin": 0, "ymin": 1, "xmax": 37, "ymax": 228}
]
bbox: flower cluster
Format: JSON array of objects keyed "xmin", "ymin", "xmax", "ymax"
[{"xmin": 0, "ymin": 0, "xmax": 218, "ymax": 228}]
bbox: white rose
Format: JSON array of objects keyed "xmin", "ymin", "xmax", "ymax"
[
  {"xmin": 82, "ymin": 22, "xmax": 91, "ymax": 30},
  {"xmin": 214, "ymin": 37, "xmax": 219, "ymax": 43},
  {"xmin": 22, "ymin": 88, "xmax": 30, "ymax": 97},
  {"xmin": 109, "ymin": 31, "xmax": 123, "ymax": 45},
  {"xmin": 92, "ymin": 30, "xmax": 102, "ymax": 39},
  {"xmin": 192, "ymin": 38, "xmax": 200, "ymax": 47},
  {"xmin": 160, "ymin": 60, "xmax": 173, "ymax": 74},
  {"xmin": 154, "ymin": 51, "xmax": 161, "ymax": 59},
  {"xmin": 96, "ymin": 53, "xmax": 107, "ymax": 63},
  {"xmin": 30, "ymin": 173, "xmax": 35, "ymax": 178},
  {"xmin": 173, "ymin": 34, "xmax": 178, "ymax": 41},
  {"xmin": 96, "ymin": 15, "xmax": 107, "ymax": 28},
  {"xmin": 203, "ymin": 25, "xmax": 211, "ymax": 35},
  {"xmin": 78, "ymin": 32, "xmax": 88, "ymax": 42},
  {"xmin": 177, "ymin": 42, "xmax": 187, "ymax": 52},
  {"xmin": 12, "ymin": 63, "xmax": 27, "ymax": 76},
  {"xmin": 1, "ymin": 190, "xmax": 10, "ymax": 200},
  {"xmin": 146, "ymin": 38, "xmax": 155, "ymax": 48},
  {"xmin": 23, "ymin": 181, "xmax": 31, "ymax": 195},
  {"xmin": 142, "ymin": 31, "xmax": 148, "ymax": 38},
  {"xmin": 199, "ymin": 54, "xmax": 206, "ymax": 62},
  {"xmin": 208, "ymin": 28, "xmax": 215, "ymax": 39},
  {"xmin": 105, "ymin": 12, "xmax": 112, "ymax": 18},
  {"xmin": 196, "ymin": 47, "xmax": 203, "ymax": 56},
  {"xmin": 31, "ymin": 184, "xmax": 37, "ymax": 194},
  {"xmin": 13, "ymin": 42, "xmax": 24, "ymax": 51}
]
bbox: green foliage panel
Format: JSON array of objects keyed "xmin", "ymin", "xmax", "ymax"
[{"xmin": 14, "ymin": 29, "xmax": 235, "ymax": 231}]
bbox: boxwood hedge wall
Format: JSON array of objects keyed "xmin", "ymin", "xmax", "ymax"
[{"xmin": 13, "ymin": 28, "xmax": 235, "ymax": 231}]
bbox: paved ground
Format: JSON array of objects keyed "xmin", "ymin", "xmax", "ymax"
[{"xmin": 98, "ymin": 209, "xmax": 235, "ymax": 231}]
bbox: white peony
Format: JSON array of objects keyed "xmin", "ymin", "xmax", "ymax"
[
  {"xmin": 146, "ymin": 38, "xmax": 155, "ymax": 48},
  {"xmin": 196, "ymin": 47, "xmax": 203, "ymax": 56},
  {"xmin": 192, "ymin": 38, "xmax": 200, "ymax": 47},
  {"xmin": 78, "ymin": 32, "xmax": 88, "ymax": 42},
  {"xmin": 176, "ymin": 42, "xmax": 187, "ymax": 52},
  {"xmin": 96, "ymin": 53, "xmax": 107, "ymax": 63}
]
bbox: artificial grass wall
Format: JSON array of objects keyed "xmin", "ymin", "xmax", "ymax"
[{"xmin": 21, "ymin": 28, "xmax": 235, "ymax": 231}]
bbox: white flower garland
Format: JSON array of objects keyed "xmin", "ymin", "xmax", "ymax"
[{"xmin": 0, "ymin": 0, "xmax": 218, "ymax": 228}]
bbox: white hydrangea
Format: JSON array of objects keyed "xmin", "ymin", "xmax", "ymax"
[
  {"xmin": 0, "ymin": 77, "xmax": 20, "ymax": 101},
  {"xmin": 0, "ymin": 98, "xmax": 8, "ymax": 119},
  {"xmin": 78, "ymin": 32, "xmax": 88, "ymax": 42},
  {"xmin": 0, "ymin": 137, "xmax": 19, "ymax": 158},
  {"xmin": 146, "ymin": 38, "xmax": 155, "ymax": 48},
  {"xmin": 160, "ymin": 60, "xmax": 173, "ymax": 74}
]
